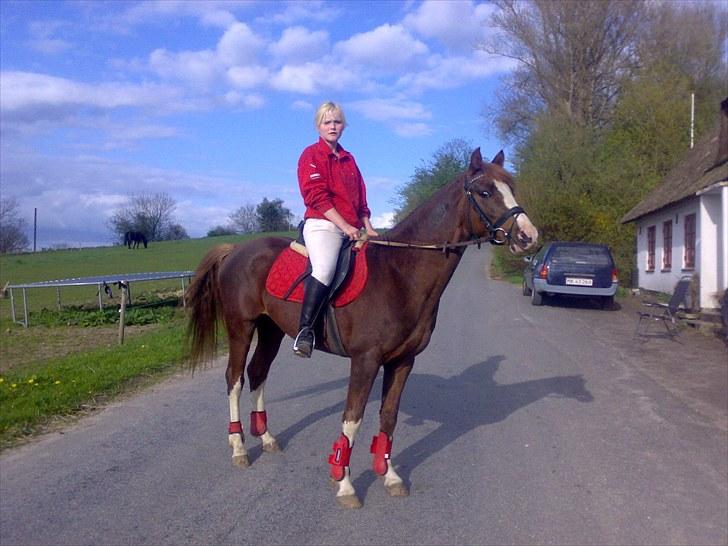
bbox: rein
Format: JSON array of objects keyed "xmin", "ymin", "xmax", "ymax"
[{"xmin": 364, "ymin": 173, "xmax": 525, "ymax": 254}]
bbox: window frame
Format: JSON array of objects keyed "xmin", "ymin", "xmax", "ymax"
[
  {"xmin": 646, "ymin": 225, "xmax": 656, "ymax": 272},
  {"xmin": 683, "ymin": 213, "xmax": 696, "ymax": 270},
  {"xmin": 662, "ymin": 220, "xmax": 672, "ymax": 271}
]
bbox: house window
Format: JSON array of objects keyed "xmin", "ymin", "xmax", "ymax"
[
  {"xmin": 662, "ymin": 220, "xmax": 672, "ymax": 270},
  {"xmin": 646, "ymin": 225, "xmax": 656, "ymax": 271},
  {"xmin": 684, "ymin": 213, "xmax": 696, "ymax": 269}
]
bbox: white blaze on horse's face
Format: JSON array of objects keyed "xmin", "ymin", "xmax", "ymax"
[{"xmin": 494, "ymin": 180, "xmax": 539, "ymax": 253}]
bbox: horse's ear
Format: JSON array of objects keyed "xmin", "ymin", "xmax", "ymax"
[
  {"xmin": 469, "ymin": 148, "xmax": 483, "ymax": 171},
  {"xmin": 491, "ymin": 150, "xmax": 505, "ymax": 167}
]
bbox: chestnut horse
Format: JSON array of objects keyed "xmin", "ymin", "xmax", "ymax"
[{"xmin": 186, "ymin": 149, "xmax": 539, "ymax": 508}]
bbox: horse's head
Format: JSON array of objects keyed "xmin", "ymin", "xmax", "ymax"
[{"xmin": 462, "ymin": 148, "xmax": 538, "ymax": 253}]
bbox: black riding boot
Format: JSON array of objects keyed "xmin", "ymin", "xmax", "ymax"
[{"xmin": 292, "ymin": 276, "xmax": 330, "ymax": 358}]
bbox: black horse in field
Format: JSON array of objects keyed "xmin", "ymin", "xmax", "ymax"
[{"xmin": 124, "ymin": 231, "xmax": 148, "ymax": 249}]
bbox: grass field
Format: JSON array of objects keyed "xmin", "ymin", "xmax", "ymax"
[
  {"xmin": 0, "ymin": 232, "xmax": 294, "ymax": 448},
  {"xmin": 0, "ymin": 232, "xmax": 292, "ymax": 314}
]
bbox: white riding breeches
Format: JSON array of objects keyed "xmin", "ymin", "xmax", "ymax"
[{"xmin": 303, "ymin": 218, "xmax": 346, "ymax": 286}]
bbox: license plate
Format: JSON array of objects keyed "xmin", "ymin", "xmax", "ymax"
[{"xmin": 566, "ymin": 277, "xmax": 593, "ymax": 286}]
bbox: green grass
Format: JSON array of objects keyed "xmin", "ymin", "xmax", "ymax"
[
  {"xmin": 0, "ymin": 322, "xmax": 188, "ymax": 447},
  {"xmin": 1, "ymin": 232, "xmax": 295, "ymax": 314},
  {"xmin": 0, "ymin": 233, "xmax": 290, "ymax": 449}
]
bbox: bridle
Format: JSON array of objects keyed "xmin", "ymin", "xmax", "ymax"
[
  {"xmin": 463, "ymin": 172, "xmax": 525, "ymax": 246},
  {"xmin": 367, "ymin": 172, "xmax": 526, "ymax": 254}
]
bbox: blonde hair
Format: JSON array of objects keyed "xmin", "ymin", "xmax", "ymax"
[{"xmin": 314, "ymin": 101, "xmax": 347, "ymax": 128}]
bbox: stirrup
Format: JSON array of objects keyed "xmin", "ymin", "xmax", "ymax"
[{"xmin": 292, "ymin": 328, "xmax": 315, "ymax": 358}]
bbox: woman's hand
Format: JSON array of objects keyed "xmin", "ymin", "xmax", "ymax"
[
  {"xmin": 323, "ymin": 208, "xmax": 360, "ymax": 240},
  {"xmin": 342, "ymin": 224, "xmax": 361, "ymax": 241},
  {"xmin": 362, "ymin": 217, "xmax": 379, "ymax": 238}
]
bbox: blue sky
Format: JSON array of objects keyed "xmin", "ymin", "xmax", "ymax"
[{"xmin": 1, "ymin": 0, "xmax": 516, "ymax": 248}]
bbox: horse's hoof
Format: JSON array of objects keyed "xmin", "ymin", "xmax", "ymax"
[
  {"xmin": 336, "ymin": 494, "xmax": 362, "ymax": 509},
  {"xmin": 385, "ymin": 482, "xmax": 409, "ymax": 497},
  {"xmin": 232, "ymin": 454, "xmax": 250, "ymax": 468},
  {"xmin": 262, "ymin": 440, "xmax": 281, "ymax": 453}
]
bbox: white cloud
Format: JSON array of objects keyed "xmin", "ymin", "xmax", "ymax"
[
  {"xmin": 371, "ymin": 211, "xmax": 396, "ymax": 229},
  {"xmin": 291, "ymin": 100, "xmax": 313, "ymax": 111},
  {"xmin": 349, "ymin": 97, "xmax": 431, "ymax": 123},
  {"xmin": 0, "ymin": 148, "xmax": 276, "ymax": 242},
  {"xmin": 349, "ymin": 97, "xmax": 433, "ymax": 138},
  {"xmin": 393, "ymin": 122, "xmax": 433, "ymax": 137},
  {"xmin": 0, "ymin": 71, "xmax": 182, "ymax": 120},
  {"xmin": 334, "ymin": 24, "xmax": 428, "ymax": 70},
  {"xmin": 403, "ymin": 0, "xmax": 494, "ymax": 51},
  {"xmin": 267, "ymin": 1, "xmax": 341, "ymax": 25},
  {"xmin": 224, "ymin": 91, "xmax": 266, "ymax": 109},
  {"xmin": 270, "ymin": 62, "xmax": 357, "ymax": 94},
  {"xmin": 119, "ymin": 0, "xmax": 244, "ymax": 29},
  {"xmin": 216, "ymin": 22, "xmax": 265, "ymax": 66},
  {"xmin": 26, "ymin": 38, "xmax": 72, "ymax": 55},
  {"xmin": 268, "ymin": 26, "xmax": 329, "ymax": 63},
  {"xmin": 149, "ymin": 48, "xmax": 221, "ymax": 88},
  {"xmin": 226, "ymin": 65, "xmax": 269, "ymax": 89},
  {"xmin": 396, "ymin": 50, "xmax": 515, "ymax": 93}
]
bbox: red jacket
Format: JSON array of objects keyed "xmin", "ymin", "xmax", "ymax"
[{"xmin": 298, "ymin": 138, "xmax": 371, "ymax": 228}]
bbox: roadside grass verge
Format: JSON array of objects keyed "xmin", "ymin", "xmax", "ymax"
[
  {"xmin": 490, "ymin": 246, "xmax": 529, "ymax": 283},
  {"xmin": 0, "ymin": 321, "xmax": 189, "ymax": 449}
]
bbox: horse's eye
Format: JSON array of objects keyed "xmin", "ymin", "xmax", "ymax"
[{"xmin": 480, "ymin": 190, "xmax": 491, "ymax": 198}]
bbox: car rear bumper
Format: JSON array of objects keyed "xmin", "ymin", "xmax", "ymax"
[{"xmin": 533, "ymin": 279, "xmax": 618, "ymax": 297}]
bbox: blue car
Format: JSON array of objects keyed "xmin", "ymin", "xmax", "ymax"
[{"xmin": 523, "ymin": 242, "xmax": 619, "ymax": 308}]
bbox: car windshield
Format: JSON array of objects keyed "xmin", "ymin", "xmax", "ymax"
[{"xmin": 550, "ymin": 246, "xmax": 612, "ymax": 266}]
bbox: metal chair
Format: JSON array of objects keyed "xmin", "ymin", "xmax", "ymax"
[{"xmin": 636, "ymin": 277, "xmax": 691, "ymax": 338}]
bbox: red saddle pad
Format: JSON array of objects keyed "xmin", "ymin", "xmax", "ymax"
[{"xmin": 265, "ymin": 244, "xmax": 369, "ymax": 307}]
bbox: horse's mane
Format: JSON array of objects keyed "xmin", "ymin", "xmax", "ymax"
[{"xmin": 385, "ymin": 174, "xmax": 465, "ymax": 242}]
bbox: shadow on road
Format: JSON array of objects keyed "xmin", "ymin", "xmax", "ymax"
[{"xmin": 265, "ymin": 357, "xmax": 593, "ymax": 501}]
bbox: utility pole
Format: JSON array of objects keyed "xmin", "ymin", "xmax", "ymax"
[
  {"xmin": 690, "ymin": 93, "xmax": 695, "ymax": 149},
  {"xmin": 33, "ymin": 207, "xmax": 37, "ymax": 252}
]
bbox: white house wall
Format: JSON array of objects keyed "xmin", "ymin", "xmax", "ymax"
[
  {"xmin": 698, "ymin": 185, "xmax": 727, "ymax": 308},
  {"xmin": 635, "ymin": 188, "xmax": 727, "ymax": 310},
  {"xmin": 635, "ymin": 201, "xmax": 698, "ymax": 299}
]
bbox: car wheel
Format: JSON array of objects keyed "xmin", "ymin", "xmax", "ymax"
[
  {"xmin": 601, "ymin": 295, "xmax": 614, "ymax": 310},
  {"xmin": 531, "ymin": 289, "xmax": 543, "ymax": 306},
  {"xmin": 522, "ymin": 278, "xmax": 532, "ymax": 296}
]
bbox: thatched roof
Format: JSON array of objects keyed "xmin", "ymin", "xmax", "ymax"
[{"xmin": 622, "ymin": 97, "xmax": 728, "ymax": 223}]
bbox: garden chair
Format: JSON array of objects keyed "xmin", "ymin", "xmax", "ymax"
[{"xmin": 635, "ymin": 276, "xmax": 691, "ymax": 338}]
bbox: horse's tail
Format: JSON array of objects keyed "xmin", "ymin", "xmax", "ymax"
[{"xmin": 186, "ymin": 244, "xmax": 235, "ymax": 368}]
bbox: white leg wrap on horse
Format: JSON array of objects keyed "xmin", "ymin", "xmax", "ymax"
[
  {"xmin": 250, "ymin": 382, "xmax": 265, "ymax": 411},
  {"xmin": 383, "ymin": 463, "xmax": 403, "ymax": 488},
  {"xmin": 229, "ymin": 379, "xmax": 242, "ymax": 423},
  {"xmin": 228, "ymin": 379, "xmax": 246, "ymax": 458}
]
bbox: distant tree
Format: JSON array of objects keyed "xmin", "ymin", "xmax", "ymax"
[
  {"xmin": 228, "ymin": 203, "xmax": 259, "ymax": 233},
  {"xmin": 485, "ymin": 0, "xmax": 727, "ymax": 286},
  {"xmin": 109, "ymin": 192, "xmax": 177, "ymax": 242},
  {"xmin": 162, "ymin": 223, "xmax": 189, "ymax": 240},
  {"xmin": 0, "ymin": 197, "xmax": 30, "ymax": 254},
  {"xmin": 393, "ymin": 139, "xmax": 472, "ymax": 223},
  {"xmin": 482, "ymin": 0, "xmax": 644, "ymax": 144},
  {"xmin": 207, "ymin": 225, "xmax": 237, "ymax": 237},
  {"xmin": 256, "ymin": 198, "xmax": 293, "ymax": 232}
]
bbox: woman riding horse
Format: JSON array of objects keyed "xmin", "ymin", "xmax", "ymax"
[
  {"xmin": 293, "ymin": 101, "xmax": 379, "ymax": 358},
  {"xmin": 186, "ymin": 146, "xmax": 538, "ymax": 508}
]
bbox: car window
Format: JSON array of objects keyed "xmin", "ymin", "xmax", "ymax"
[{"xmin": 549, "ymin": 246, "xmax": 612, "ymax": 266}]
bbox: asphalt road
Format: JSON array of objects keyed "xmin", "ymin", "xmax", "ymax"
[{"xmin": 2, "ymin": 247, "xmax": 727, "ymax": 546}]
